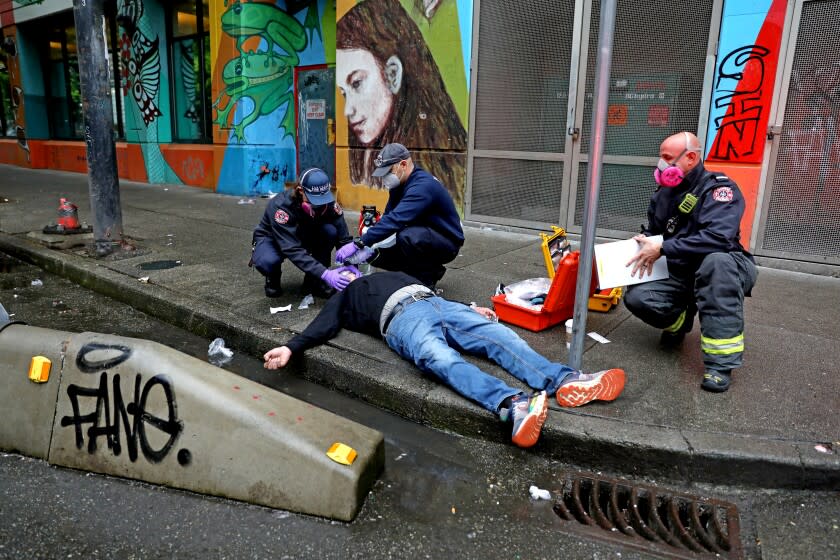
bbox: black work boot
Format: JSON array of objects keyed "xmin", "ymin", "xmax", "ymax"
[
  {"xmin": 701, "ymin": 370, "xmax": 731, "ymax": 392},
  {"xmin": 264, "ymin": 275, "xmax": 283, "ymax": 298}
]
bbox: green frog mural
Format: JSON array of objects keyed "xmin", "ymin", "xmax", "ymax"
[
  {"xmin": 215, "ymin": 0, "xmax": 320, "ymax": 143},
  {"xmin": 215, "ymin": 52, "xmax": 295, "ymax": 143}
]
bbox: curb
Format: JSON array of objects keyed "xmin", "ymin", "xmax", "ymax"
[{"xmin": 2, "ymin": 232, "xmax": 838, "ymax": 490}]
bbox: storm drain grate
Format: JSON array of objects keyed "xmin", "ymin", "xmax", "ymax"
[{"xmin": 553, "ymin": 473, "xmax": 742, "ymax": 559}]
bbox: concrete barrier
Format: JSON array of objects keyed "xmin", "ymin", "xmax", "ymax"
[
  {"xmin": 0, "ymin": 323, "xmax": 68, "ymax": 459},
  {"xmin": 0, "ymin": 325, "xmax": 384, "ymax": 521}
]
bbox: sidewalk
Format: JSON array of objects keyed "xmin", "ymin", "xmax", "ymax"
[{"xmin": 1, "ymin": 164, "xmax": 838, "ymax": 489}]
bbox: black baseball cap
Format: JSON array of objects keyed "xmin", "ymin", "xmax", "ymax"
[{"xmin": 372, "ymin": 143, "xmax": 411, "ymax": 177}]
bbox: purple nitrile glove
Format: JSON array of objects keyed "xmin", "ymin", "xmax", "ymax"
[
  {"xmin": 321, "ymin": 268, "xmax": 351, "ymax": 291},
  {"xmin": 335, "ymin": 242, "xmax": 358, "ymax": 263},
  {"xmin": 345, "ymin": 246, "xmax": 374, "ymax": 265}
]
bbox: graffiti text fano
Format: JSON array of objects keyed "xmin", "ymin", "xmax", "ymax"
[{"xmin": 60, "ymin": 342, "xmax": 192, "ymax": 466}]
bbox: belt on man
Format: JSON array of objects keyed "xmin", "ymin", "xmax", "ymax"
[{"xmin": 381, "ymin": 291, "xmax": 435, "ymax": 335}]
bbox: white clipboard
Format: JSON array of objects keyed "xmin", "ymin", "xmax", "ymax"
[{"xmin": 594, "ymin": 235, "xmax": 669, "ymax": 290}]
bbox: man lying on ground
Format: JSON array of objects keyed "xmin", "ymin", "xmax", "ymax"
[{"xmin": 264, "ymin": 271, "xmax": 625, "ymax": 448}]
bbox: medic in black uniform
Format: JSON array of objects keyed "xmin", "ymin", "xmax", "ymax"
[
  {"xmin": 335, "ymin": 143, "xmax": 464, "ymax": 287},
  {"xmin": 624, "ymin": 131, "xmax": 758, "ymax": 393},
  {"xmin": 251, "ymin": 168, "xmax": 353, "ymax": 298}
]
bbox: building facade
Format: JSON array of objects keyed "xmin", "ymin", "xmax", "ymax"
[{"xmin": 0, "ymin": 0, "xmax": 837, "ymax": 272}]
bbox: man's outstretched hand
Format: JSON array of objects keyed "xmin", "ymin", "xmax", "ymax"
[{"xmin": 264, "ymin": 346, "xmax": 292, "ymax": 370}]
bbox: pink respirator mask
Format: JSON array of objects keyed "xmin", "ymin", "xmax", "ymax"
[
  {"xmin": 653, "ymin": 132, "xmax": 699, "ymax": 187},
  {"xmin": 301, "ymin": 201, "xmax": 329, "ymax": 218},
  {"xmin": 653, "ymin": 150, "xmax": 689, "ymax": 187}
]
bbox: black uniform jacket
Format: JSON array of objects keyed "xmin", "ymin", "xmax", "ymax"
[
  {"xmin": 360, "ymin": 167, "xmax": 464, "ymax": 248},
  {"xmin": 644, "ymin": 163, "xmax": 750, "ymax": 271},
  {"xmin": 253, "ymin": 190, "xmax": 352, "ymax": 278},
  {"xmin": 285, "ymin": 271, "xmax": 422, "ymax": 354}
]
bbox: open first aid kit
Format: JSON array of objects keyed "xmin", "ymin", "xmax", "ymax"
[{"xmin": 491, "ymin": 227, "xmax": 619, "ymax": 332}]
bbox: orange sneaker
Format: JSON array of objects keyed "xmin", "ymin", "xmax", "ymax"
[
  {"xmin": 556, "ymin": 369, "xmax": 625, "ymax": 407},
  {"xmin": 510, "ymin": 391, "xmax": 548, "ymax": 448}
]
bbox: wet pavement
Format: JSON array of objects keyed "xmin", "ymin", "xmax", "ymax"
[
  {"xmin": 2, "ymin": 255, "xmax": 839, "ymax": 559},
  {"xmin": 0, "ymin": 164, "xmax": 839, "ymax": 491}
]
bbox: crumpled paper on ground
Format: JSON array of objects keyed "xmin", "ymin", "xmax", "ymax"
[{"xmin": 529, "ymin": 485, "xmax": 551, "ymax": 500}]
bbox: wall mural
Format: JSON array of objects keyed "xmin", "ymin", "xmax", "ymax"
[
  {"xmin": 117, "ymin": 0, "xmax": 163, "ymax": 125},
  {"xmin": 117, "ymin": 0, "xmax": 181, "ymax": 184},
  {"xmin": 215, "ymin": 0, "xmax": 319, "ymax": 143},
  {"xmin": 214, "ymin": 0, "xmax": 328, "ymax": 196},
  {"xmin": 179, "ymin": 41, "xmax": 201, "ymax": 124},
  {"xmin": 336, "ymin": 0, "xmax": 470, "ymax": 211},
  {"xmin": 706, "ymin": 0, "xmax": 785, "ymax": 164}
]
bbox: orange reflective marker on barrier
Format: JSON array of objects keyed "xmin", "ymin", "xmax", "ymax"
[
  {"xmin": 326, "ymin": 442, "xmax": 357, "ymax": 466},
  {"xmin": 28, "ymin": 356, "xmax": 51, "ymax": 383}
]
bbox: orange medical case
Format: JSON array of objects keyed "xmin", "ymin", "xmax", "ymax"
[{"xmin": 492, "ymin": 250, "xmax": 596, "ymax": 332}]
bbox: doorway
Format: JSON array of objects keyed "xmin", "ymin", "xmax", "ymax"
[{"xmin": 295, "ymin": 65, "xmax": 336, "ymax": 184}]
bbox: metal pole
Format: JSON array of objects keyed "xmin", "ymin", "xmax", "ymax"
[
  {"xmin": 568, "ymin": 0, "xmax": 617, "ymax": 370},
  {"xmin": 73, "ymin": 0, "xmax": 123, "ymax": 257}
]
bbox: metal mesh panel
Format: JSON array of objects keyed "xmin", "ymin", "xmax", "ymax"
[
  {"xmin": 761, "ymin": 0, "xmax": 840, "ymax": 260},
  {"xmin": 471, "ymin": 157, "xmax": 563, "ymax": 223},
  {"xmin": 580, "ymin": 0, "xmax": 713, "ymax": 156},
  {"xmin": 574, "ymin": 163, "xmax": 653, "ymax": 232},
  {"xmin": 573, "ymin": 0, "xmax": 714, "ymax": 231},
  {"xmin": 473, "ymin": 1, "xmax": 574, "ymax": 152}
]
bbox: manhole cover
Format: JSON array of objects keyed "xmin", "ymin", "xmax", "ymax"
[
  {"xmin": 138, "ymin": 259, "xmax": 182, "ymax": 271},
  {"xmin": 553, "ymin": 472, "xmax": 743, "ymax": 559}
]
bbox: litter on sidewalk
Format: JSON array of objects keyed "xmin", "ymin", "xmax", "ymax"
[
  {"xmin": 529, "ymin": 485, "xmax": 551, "ymax": 500},
  {"xmin": 208, "ymin": 337, "xmax": 234, "ymax": 366}
]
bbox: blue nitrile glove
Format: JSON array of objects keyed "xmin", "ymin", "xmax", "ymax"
[
  {"xmin": 335, "ymin": 242, "xmax": 358, "ymax": 263},
  {"xmin": 321, "ymin": 268, "xmax": 352, "ymax": 291},
  {"xmin": 345, "ymin": 246, "xmax": 375, "ymax": 265}
]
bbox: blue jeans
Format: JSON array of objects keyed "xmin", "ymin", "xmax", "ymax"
[{"xmin": 384, "ymin": 297, "xmax": 577, "ymax": 413}]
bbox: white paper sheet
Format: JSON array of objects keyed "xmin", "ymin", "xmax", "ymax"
[
  {"xmin": 587, "ymin": 332, "xmax": 610, "ymax": 344},
  {"xmin": 594, "ymin": 235, "xmax": 669, "ymax": 289}
]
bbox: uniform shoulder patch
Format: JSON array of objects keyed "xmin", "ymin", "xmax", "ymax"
[
  {"xmin": 274, "ymin": 209, "xmax": 289, "ymax": 224},
  {"xmin": 333, "ymin": 202, "xmax": 343, "ymax": 215},
  {"xmin": 712, "ymin": 186, "xmax": 734, "ymax": 202}
]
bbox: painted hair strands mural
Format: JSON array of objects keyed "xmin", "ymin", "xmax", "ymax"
[{"xmin": 337, "ymin": 0, "xmax": 467, "ymax": 210}]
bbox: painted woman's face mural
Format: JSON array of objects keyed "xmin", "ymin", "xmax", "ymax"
[{"xmin": 337, "ymin": 48, "xmax": 395, "ymax": 146}]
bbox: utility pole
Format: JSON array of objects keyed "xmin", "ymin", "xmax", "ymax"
[
  {"xmin": 73, "ymin": 0, "xmax": 123, "ymax": 257},
  {"xmin": 567, "ymin": 0, "xmax": 617, "ymax": 370}
]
